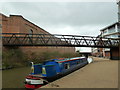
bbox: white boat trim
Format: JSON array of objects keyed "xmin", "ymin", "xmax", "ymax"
[{"xmin": 26, "ymin": 78, "xmax": 44, "ymax": 84}]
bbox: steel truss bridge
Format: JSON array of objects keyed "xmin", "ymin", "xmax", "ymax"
[{"xmin": 2, "ymin": 33, "xmax": 120, "ymax": 48}]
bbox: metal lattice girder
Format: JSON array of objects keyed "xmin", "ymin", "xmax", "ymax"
[{"xmin": 2, "ymin": 33, "xmax": 120, "ymax": 48}]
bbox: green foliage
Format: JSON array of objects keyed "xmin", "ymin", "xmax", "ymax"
[
  {"xmin": 2, "ymin": 48, "xmax": 81, "ymax": 69},
  {"xmin": 2, "ymin": 49, "xmax": 28, "ymax": 69}
]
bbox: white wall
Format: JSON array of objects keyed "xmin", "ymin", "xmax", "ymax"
[{"xmin": 101, "ymin": 23, "xmax": 119, "ymax": 38}]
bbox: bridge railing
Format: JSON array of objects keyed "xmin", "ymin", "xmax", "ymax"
[{"xmin": 2, "ymin": 33, "xmax": 120, "ymax": 48}]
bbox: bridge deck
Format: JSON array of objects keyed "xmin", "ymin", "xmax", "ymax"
[{"xmin": 2, "ymin": 33, "xmax": 120, "ymax": 48}]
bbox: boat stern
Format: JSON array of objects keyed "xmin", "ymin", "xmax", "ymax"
[{"xmin": 24, "ymin": 75, "xmax": 47, "ymax": 89}]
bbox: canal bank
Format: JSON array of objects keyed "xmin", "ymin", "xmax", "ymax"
[{"xmin": 40, "ymin": 57, "xmax": 118, "ymax": 88}]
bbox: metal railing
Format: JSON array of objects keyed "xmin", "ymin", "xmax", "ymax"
[{"xmin": 2, "ymin": 33, "xmax": 120, "ymax": 48}]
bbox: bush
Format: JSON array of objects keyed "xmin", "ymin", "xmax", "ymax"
[
  {"xmin": 2, "ymin": 49, "xmax": 28, "ymax": 68},
  {"xmin": 2, "ymin": 48, "xmax": 81, "ymax": 68}
]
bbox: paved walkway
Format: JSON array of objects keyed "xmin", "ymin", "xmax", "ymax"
[{"xmin": 41, "ymin": 57, "xmax": 118, "ymax": 88}]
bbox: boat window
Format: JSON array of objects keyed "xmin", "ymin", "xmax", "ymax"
[
  {"xmin": 64, "ymin": 63, "xmax": 70, "ymax": 69},
  {"xmin": 80, "ymin": 60, "xmax": 83, "ymax": 63},
  {"xmin": 42, "ymin": 67, "xmax": 46, "ymax": 74},
  {"xmin": 82, "ymin": 60, "xmax": 84, "ymax": 62},
  {"xmin": 82, "ymin": 59, "xmax": 85, "ymax": 62},
  {"xmin": 77, "ymin": 61, "xmax": 80, "ymax": 64}
]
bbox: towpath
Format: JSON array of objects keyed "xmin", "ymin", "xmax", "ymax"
[{"xmin": 40, "ymin": 57, "xmax": 119, "ymax": 88}]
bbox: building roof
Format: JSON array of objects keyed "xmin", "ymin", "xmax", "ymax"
[{"xmin": 100, "ymin": 21, "xmax": 119, "ymax": 31}]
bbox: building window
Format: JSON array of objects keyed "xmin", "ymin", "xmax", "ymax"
[
  {"xmin": 29, "ymin": 29, "xmax": 33, "ymax": 34},
  {"xmin": 111, "ymin": 35, "xmax": 118, "ymax": 38},
  {"xmin": 98, "ymin": 49, "xmax": 100, "ymax": 52},
  {"xmin": 29, "ymin": 29, "xmax": 33, "ymax": 37},
  {"xmin": 118, "ymin": 35, "xmax": 120, "ymax": 38},
  {"xmin": 117, "ymin": 23, "xmax": 120, "ymax": 32},
  {"xmin": 108, "ymin": 27, "xmax": 115, "ymax": 34},
  {"xmin": 103, "ymin": 30, "xmax": 107, "ymax": 35}
]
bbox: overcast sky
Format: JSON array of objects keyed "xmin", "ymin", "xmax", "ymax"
[{"xmin": 0, "ymin": 1, "xmax": 118, "ymax": 52}]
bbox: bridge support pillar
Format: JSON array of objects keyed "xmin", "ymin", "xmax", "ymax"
[{"xmin": 110, "ymin": 47, "xmax": 120, "ymax": 60}]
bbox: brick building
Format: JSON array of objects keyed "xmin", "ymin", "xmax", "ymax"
[
  {"xmin": 1, "ymin": 14, "xmax": 75, "ymax": 54},
  {"xmin": 91, "ymin": 48, "xmax": 103, "ymax": 57}
]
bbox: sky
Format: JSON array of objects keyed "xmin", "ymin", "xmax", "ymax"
[{"xmin": 0, "ymin": 1, "xmax": 118, "ymax": 52}]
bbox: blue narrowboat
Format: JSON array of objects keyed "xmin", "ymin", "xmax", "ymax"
[{"xmin": 24, "ymin": 57, "xmax": 92, "ymax": 89}]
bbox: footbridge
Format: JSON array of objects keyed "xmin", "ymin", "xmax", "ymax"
[{"xmin": 2, "ymin": 33, "xmax": 119, "ymax": 48}]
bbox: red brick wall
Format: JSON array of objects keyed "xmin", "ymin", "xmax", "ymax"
[
  {"xmin": 1, "ymin": 14, "xmax": 75, "ymax": 54},
  {"xmin": 92, "ymin": 48, "xmax": 103, "ymax": 57},
  {"xmin": 105, "ymin": 51, "xmax": 110, "ymax": 58},
  {"xmin": 111, "ymin": 48, "xmax": 119, "ymax": 57},
  {"xmin": 110, "ymin": 47, "xmax": 120, "ymax": 60},
  {"xmin": 20, "ymin": 46, "xmax": 75, "ymax": 54},
  {"xmin": 2, "ymin": 15, "xmax": 21, "ymax": 33}
]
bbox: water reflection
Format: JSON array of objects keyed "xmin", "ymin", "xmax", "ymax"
[{"xmin": 2, "ymin": 67, "xmax": 30, "ymax": 88}]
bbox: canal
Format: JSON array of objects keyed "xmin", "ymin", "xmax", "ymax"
[{"xmin": 2, "ymin": 67, "xmax": 31, "ymax": 88}]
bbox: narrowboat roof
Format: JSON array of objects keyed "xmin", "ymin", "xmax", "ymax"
[
  {"xmin": 55, "ymin": 57, "xmax": 86, "ymax": 63},
  {"xmin": 43, "ymin": 58, "xmax": 65, "ymax": 64},
  {"xmin": 43, "ymin": 57, "xmax": 86, "ymax": 64}
]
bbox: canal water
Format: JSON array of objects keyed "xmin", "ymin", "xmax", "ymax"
[{"xmin": 2, "ymin": 67, "xmax": 31, "ymax": 88}]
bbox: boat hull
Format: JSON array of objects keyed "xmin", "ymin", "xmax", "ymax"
[
  {"xmin": 25, "ymin": 84, "xmax": 42, "ymax": 89},
  {"xmin": 24, "ymin": 57, "xmax": 92, "ymax": 89},
  {"xmin": 24, "ymin": 75, "xmax": 47, "ymax": 89},
  {"xmin": 46, "ymin": 61, "xmax": 88, "ymax": 82}
]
